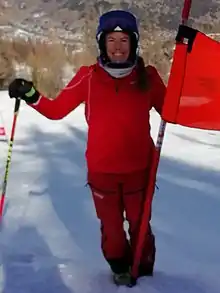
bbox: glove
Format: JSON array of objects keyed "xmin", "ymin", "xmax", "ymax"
[{"xmin": 8, "ymin": 78, "xmax": 40, "ymax": 104}]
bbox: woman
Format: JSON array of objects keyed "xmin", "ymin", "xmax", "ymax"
[{"xmin": 8, "ymin": 10, "xmax": 166, "ymax": 286}]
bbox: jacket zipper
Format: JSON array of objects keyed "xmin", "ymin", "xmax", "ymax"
[{"xmin": 115, "ymin": 80, "xmax": 119, "ymax": 93}]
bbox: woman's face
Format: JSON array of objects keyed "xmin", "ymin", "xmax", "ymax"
[{"xmin": 105, "ymin": 31, "xmax": 130, "ymax": 63}]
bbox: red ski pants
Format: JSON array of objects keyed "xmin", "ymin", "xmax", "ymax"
[{"xmin": 87, "ymin": 169, "xmax": 155, "ymax": 274}]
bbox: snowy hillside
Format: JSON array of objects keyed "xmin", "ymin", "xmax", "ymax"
[{"xmin": 0, "ymin": 91, "xmax": 220, "ymax": 292}]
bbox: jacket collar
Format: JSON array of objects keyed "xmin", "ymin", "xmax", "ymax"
[{"xmin": 93, "ymin": 62, "xmax": 138, "ymax": 85}]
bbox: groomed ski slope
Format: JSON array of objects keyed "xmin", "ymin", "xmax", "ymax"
[{"xmin": 0, "ymin": 91, "xmax": 220, "ymax": 293}]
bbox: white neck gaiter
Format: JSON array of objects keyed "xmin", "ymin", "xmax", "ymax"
[{"xmin": 99, "ymin": 62, "xmax": 135, "ymax": 78}]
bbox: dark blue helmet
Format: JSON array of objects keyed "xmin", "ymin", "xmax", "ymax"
[
  {"xmin": 96, "ymin": 10, "xmax": 139, "ymax": 41},
  {"xmin": 96, "ymin": 10, "xmax": 140, "ymax": 68}
]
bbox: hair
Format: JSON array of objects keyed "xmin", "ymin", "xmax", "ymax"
[{"xmin": 136, "ymin": 56, "xmax": 150, "ymax": 92}]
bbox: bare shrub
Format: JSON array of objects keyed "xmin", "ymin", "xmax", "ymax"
[
  {"xmin": 0, "ymin": 37, "xmax": 15, "ymax": 89},
  {"xmin": 139, "ymin": 25, "xmax": 174, "ymax": 83},
  {"xmin": 26, "ymin": 35, "xmax": 67, "ymax": 98}
]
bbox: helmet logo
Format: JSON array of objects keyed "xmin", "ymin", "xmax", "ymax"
[{"xmin": 114, "ymin": 26, "xmax": 123, "ymax": 31}]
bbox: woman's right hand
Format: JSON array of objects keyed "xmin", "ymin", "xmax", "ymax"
[{"xmin": 8, "ymin": 78, "xmax": 40, "ymax": 104}]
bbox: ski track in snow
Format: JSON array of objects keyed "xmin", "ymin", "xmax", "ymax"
[{"xmin": 0, "ymin": 91, "xmax": 220, "ymax": 293}]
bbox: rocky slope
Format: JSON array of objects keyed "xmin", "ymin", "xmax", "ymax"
[{"xmin": 0, "ymin": 0, "xmax": 219, "ymax": 41}]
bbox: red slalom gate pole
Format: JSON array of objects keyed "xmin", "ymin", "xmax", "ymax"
[
  {"xmin": 182, "ymin": 0, "xmax": 192, "ymax": 24},
  {"xmin": 130, "ymin": 0, "xmax": 193, "ymax": 285},
  {"xmin": 0, "ymin": 99, "xmax": 21, "ymax": 219}
]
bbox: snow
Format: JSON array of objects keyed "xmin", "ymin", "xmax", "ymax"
[{"xmin": 0, "ymin": 90, "xmax": 220, "ymax": 292}]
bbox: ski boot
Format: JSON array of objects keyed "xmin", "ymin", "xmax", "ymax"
[
  {"xmin": 138, "ymin": 266, "xmax": 153, "ymax": 277},
  {"xmin": 112, "ymin": 272, "xmax": 131, "ymax": 286}
]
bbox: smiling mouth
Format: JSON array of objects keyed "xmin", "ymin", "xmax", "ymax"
[
  {"xmin": 112, "ymin": 54, "xmax": 126, "ymax": 59},
  {"xmin": 110, "ymin": 52, "xmax": 128, "ymax": 62}
]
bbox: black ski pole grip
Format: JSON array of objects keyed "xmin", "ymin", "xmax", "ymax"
[{"xmin": 15, "ymin": 98, "xmax": 21, "ymax": 113}]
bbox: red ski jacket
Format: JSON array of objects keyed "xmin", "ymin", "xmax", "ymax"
[{"xmin": 31, "ymin": 62, "xmax": 166, "ymax": 173}]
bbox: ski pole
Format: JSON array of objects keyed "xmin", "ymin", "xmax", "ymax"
[{"xmin": 0, "ymin": 98, "xmax": 21, "ymax": 218}]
